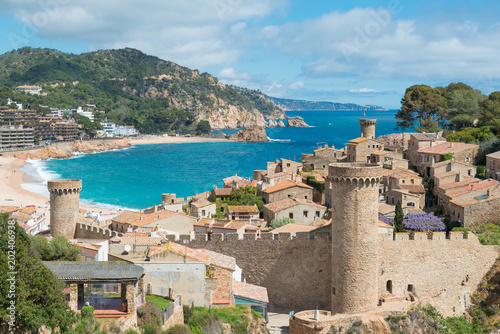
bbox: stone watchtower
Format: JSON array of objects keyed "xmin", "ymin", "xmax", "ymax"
[
  {"xmin": 359, "ymin": 119, "xmax": 377, "ymax": 139},
  {"xmin": 328, "ymin": 163, "xmax": 382, "ymax": 314},
  {"xmin": 48, "ymin": 179, "xmax": 82, "ymax": 239}
]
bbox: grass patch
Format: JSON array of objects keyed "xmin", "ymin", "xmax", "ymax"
[
  {"xmin": 472, "ymin": 223, "xmax": 500, "ymax": 245},
  {"xmin": 145, "ymin": 295, "xmax": 172, "ymax": 310},
  {"xmin": 188, "ymin": 306, "xmax": 253, "ymax": 334}
]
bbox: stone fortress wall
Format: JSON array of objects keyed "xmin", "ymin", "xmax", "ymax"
[{"xmin": 166, "ymin": 230, "xmax": 497, "ymax": 315}]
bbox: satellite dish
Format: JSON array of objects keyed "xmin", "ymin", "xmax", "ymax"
[{"xmin": 124, "ymin": 245, "xmax": 131, "ymax": 252}]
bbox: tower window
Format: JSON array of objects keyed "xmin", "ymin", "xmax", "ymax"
[{"xmin": 386, "ymin": 280, "xmax": 393, "ymax": 293}]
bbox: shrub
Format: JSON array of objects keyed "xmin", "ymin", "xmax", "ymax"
[
  {"xmin": 269, "ymin": 217, "xmax": 294, "ymax": 231},
  {"xmin": 137, "ymin": 302, "xmax": 162, "ymax": 333}
]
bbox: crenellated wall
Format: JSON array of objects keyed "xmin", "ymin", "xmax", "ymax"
[
  {"xmin": 164, "ymin": 230, "xmax": 498, "ymax": 314},
  {"xmin": 74, "ymin": 223, "xmax": 124, "ymax": 240}
]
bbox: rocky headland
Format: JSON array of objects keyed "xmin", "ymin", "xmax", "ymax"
[
  {"xmin": 228, "ymin": 126, "xmax": 269, "ymax": 143},
  {"xmin": 14, "ymin": 139, "xmax": 131, "ymax": 160}
]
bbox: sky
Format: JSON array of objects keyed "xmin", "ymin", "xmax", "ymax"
[{"xmin": 0, "ymin": 0, "xmax": 499, "ymax": 109}]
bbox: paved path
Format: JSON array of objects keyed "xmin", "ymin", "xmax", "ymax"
[{"xmin": 267, "ymin": 307, "xmax": 294, "ymax": 334}]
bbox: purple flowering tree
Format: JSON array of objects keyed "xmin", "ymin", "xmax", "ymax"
[
  {"xmin": 379, "ymin": 214, "xmax": 394, "ymax": 226},
  {"xmin": 403, "ymin": 213, "xmax": 445, "ymax": 231}
]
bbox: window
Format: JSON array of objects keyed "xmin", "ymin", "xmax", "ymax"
[
  {"xmin": 401, "ymin": 179, "xmax": 405, "ymax": 184},
  {"xmin": 303, "ymin": 211, "xmax": 308, "ymax": 218},
  {"xmin": 411, "ymin": 179, "xmax": 414, "ymax": 184},
  {"xmin": 386, "ymin": 280, "xmax": 393, "ymax": 293},
  {"xmin": 322, "ymin": 165, "xmax": 326, "ymax": 169},
  {"xmin": 407, "ymin": 284, "xmax": 414, "ymax": 293},
  {"xmin": 202, "ymin": 210, "xmax": 206, "ymax": 216},
  {"xmin": 289, "ymin": 213, "xmax": 294, "ymax": 219},
  {"xmin": 287, "ymin": 163, "xmax": 291, "ymax": 167},
  {"xmin": 316, "ymin": 211, "xmax": 320, "ymax": 217},
  {"xmin": 392, "ymin": 197, "xmax": 395, "ymax": 204},
  {"xmin": 332, "ymin": 287, "xmax": 336, "ymax": 295},
  {"xmin": 305, "ymin": 196, "xmax": 308, "ymax": 200},
  {"xmin": 407, "ymin": 202, "xmax": 415, "ymax": 207},
  {"xmin": 465, "ymin": 157, "xmax": 470, "ymax": 163}
]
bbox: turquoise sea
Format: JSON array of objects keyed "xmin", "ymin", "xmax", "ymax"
[{"xmin": 22, "ymin": 110, "xmax": 407, "ymax": 210}]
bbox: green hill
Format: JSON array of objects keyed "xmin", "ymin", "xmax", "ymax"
[
  {"xmin": 0, "ymin": 47, "xmax": 284, "ymax": 133},
  {"xmin": 270, "ymin": 97, "xmax": 388, "ymax": 111}
]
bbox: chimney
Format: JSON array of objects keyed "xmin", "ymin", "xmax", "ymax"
[
  {"xmin": 457, "ymin": 171, "xmax": 462, "ymax": 182},
  {"xmin": 487, "ymin": 189, "xmax": 491, "ymax": 197},
  {"xmin": 450, "ymin": 163, "xmax": 454, "ymax": 171},
  {"xmin": 471, "ymin": 184, "xmax": 475, "ymax": 191},
  {"xmin": 450, "ymin": 142, "xmax": 454, "ymax": 147}
]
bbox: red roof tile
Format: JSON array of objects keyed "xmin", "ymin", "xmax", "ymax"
[
  {"xmin": 233, "ymin": 281, "xmax": 269, "ymax": 303},
  {"xmin": 263, "ymin": 180, "xmax": 312, "ymax": 194},
  {"xmin": 418, "ymin": 142, "xmax": 478, "ymax": 155},
  {"xmin": 227, "ymin": 205, "xmax": 259, "ymax": 213}
]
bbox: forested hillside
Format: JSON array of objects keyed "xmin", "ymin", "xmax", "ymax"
[{"xmin": 0, "ymin": 47, "xmax": 284, "ymax": 133}]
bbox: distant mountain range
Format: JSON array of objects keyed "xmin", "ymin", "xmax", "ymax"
[{"xmin": 270, "ymin": 97, "xmax": 388, "ymax": 111}]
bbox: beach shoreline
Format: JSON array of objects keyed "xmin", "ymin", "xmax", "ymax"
[{"xmin": 0, "ymin": 136, "xmax": 228, "ymax": 220}]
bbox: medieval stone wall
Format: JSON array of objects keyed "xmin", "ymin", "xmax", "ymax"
[
  {"xmin": 168, "ymin": 230, "xmax": 498, "ymax": 316},
  {"xmin": 74, "ymin": 223, "xmax": 123, "ymax": 239}
]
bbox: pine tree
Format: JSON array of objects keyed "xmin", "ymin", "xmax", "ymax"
[{"xmin": 394, "ymin": 200, "xmax": 405, "ymax": 233}]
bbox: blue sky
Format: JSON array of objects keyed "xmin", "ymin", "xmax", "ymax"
[{"xmin": 0, "ymin": 0, "xmax": 499, "ymax": 109}]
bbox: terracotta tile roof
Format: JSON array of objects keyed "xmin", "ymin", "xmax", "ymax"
[
  {"xmin": 451, "ymin": 194, "xmax": 500, "ymax": 207},
  {"xmin": 0, "ymin": 206, "xmax": 21, "ymax": 214},
  {"xmin": 194, "ymin": 218, "xmax": 213, "ymax": 227},
  {"xmin": 251, "ymin": 180, "xmax": 258, "ymax": 187},
  {"xmin": 264, "ymin": 197, "xmax": 325, "ymax": 213},
  {"xmin": 438, "ymin": 178, "xmax": 480, "ymax": 191},
  {"xmin": 20, "ymin": 206, "xmax": 36, "ymax": 214},
  {"xmin": 410, "ymin": 133, "xmax": 442, "ymax": 141},
  {"xmin": 486, "ymin": 151, "xmax": 500, "ymax": 159},
  {"xmin": 271, "ymin": 224, "xmax": 317, "ymax": 235},
  {"xmin": 446, "ymin": 180, "xmax": 498, "ymax": 198},
  {"xmin": 11, "ymin": 211, "xmax": 32, "ymax": 221},
  {"xmin": 262, "ymin": 180, "xmax": 312, "ymax": 194},
  {"xmin": 378, "ymin": 220, "xmax": 394, "ymax": 229},
  {"xmin": 191, "ymin": 198, "xmax": 214, "ymax": 208},
  {"xmin": 227, "ymin": 205, "xmax": 259, "ymax": 213},
  {"xmin": 348, "ymin": 137, "xmax": 369, "ymax": 145},
  {"xmin": 212, "ymin": 298, "xmax": 234, "ymax": 306},
  {"xmin": 149, "ymin": 243, "xmax": 236, "ymax": 271},
  {"xmin": 223, "ymin": 221, "xmax": 246, "ymax": 230},
  {"xmin": 418, "ymin": 142, "xmax": 478, "ymax": 155},
  {"xmin": 266, "ymin": 172, "xmax": 289, "ymax": 178},
  {"xmin": 371, "ymin": 150, "xmax": 389, "ymax": 156},
  {"xmin": 223, "ymin": 174, "xmax": 244, "ymax": 183},
  {"xmin": 150, "ymin": 242, "xmax": 211, "ymax": 263},
  {"xmin": 214, "ymin": 188, "xmax": 232, "ymax": 196},
  {"xmin": 73, "ymin": 243, "xmax": 99, "ymax": 251},
  {"xmin": 113, "ymin": 209, "xmax": 181, "ymax": 227},
  {"xmin": 233, "ymin": 281, "xmax": 269, "ymax": 303},
  {"xmin": 381, "ymin": 167, "xmax": 418, "ymax": 177},
  {"xmin": 398, "ymin": 184, "xmax": 425, "ymax": 194},
  {"xmin": 282, "ymin": 158, "xmax": 302, "ymax": 166},
  {"xmin": 199, "ymin": 249, "xmax": 236, "ymax": 271},
  {"xmin": 191, "ymin": 191, "xmax": 211, "ymax": 200}
]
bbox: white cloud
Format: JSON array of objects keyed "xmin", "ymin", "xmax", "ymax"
[
  {"xmin": 1, "ymin": 0, "xmax": 286, "ymax": 68},
  {"xmin": 260, "ymin": 6, "xmax": 500, "ymax": 82},
  {"xmin": 349, "ymin": 88, "xmax": 380, "ymax": 93},
  {"xmin": 289, "ymin": 81, "xmax": 304, "ymax": 90}
]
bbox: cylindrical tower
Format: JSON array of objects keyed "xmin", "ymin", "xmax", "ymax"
[
  {"xmin": 162, "ymin": 193, "xmax": 176, "ymax": 205},
  {"xmin": 48, "ymin": 179, "xmax": 82, "ymax": 239},
  {"xmin": 328, "ymin": 163, "xmax": 382, "ymax": 314},
  {"xmin": 359, "ymin": 119, "xmax": 377, "ymax": 139}
]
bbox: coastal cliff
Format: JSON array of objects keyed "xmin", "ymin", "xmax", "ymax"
[
  {"xmin": 228, "ymin": 126, "xmax": 269, "ymax": 143},
  {"xmin": 15, "ymin": 139, "xmax": 131, "ymax": 160}
]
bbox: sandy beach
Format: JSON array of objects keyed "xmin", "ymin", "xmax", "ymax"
[
  {"xmin": 129, "ymin": 136, "xmax": 228, "ymax": 145},
  {"xmin": 0, "ymin": 136, "xmax": 229, "ymax": 222}
]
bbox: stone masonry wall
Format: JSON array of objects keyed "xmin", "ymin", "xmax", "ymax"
[
  {"xmin": 213, "ymin": 266, "xmax": 233, "ymax": 300},
  {"xmin": 379, "ymin": 231, "xmax": 498, "ymax": 317},
  {"xmin": 171, "ymin": 231, "xmax": 498, "ymax": 316},
  {"xmin": 169, "ymin": 232, "xmax": 332, "ymax": 310},
  {"xmin": 74, "ymin": 223, "xmax": 123, "ymax": 239}
]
